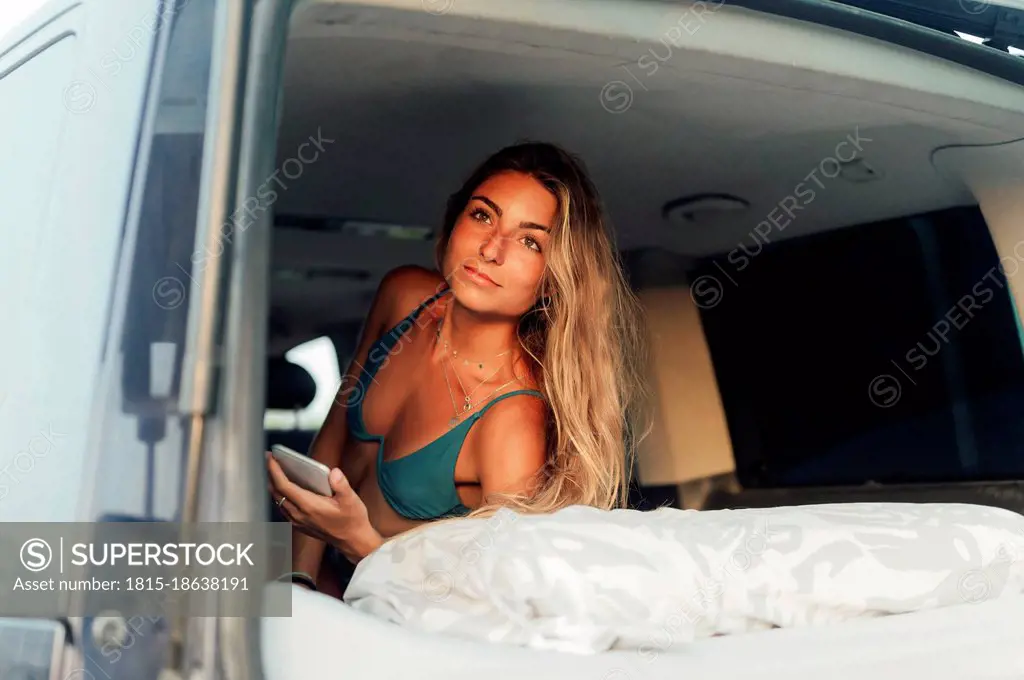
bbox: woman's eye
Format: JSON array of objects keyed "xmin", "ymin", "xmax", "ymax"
[
  {"xmin": 470, "ymin": 208, "xmax": 492, "ymax": 224},
  {"xmin": 522, "ymin": 236, "xmax": 541, "ymax": 252}
]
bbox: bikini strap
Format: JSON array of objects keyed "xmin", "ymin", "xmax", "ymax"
[
  {"xmin": 387, "ymin": 286, "xmax": 451, "ymax": 338},
  {"xmin": 362, "ymin": 286, "xmax": 451, "ymax": 382},
  {"xmin": 469, "ymin": 389, "xmax": 545, "ymax": 422},
  {"xmin": 411, "ymin": 285, "xmax": 452, "ymax": 319},
  {"xmin": 378, "ymin": 285, "xmax": 451, "ymax": 348}
]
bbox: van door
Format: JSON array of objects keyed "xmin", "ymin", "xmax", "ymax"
[
  {"xmin": 0, "ymin": 0, "xmax": 255, "ymax": 678},
  {"xmin": 0, "ymin": 0, "xmax": 174, "ymax": 524}
]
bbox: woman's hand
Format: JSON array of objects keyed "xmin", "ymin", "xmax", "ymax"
[{"xmin": 266, "ymin": 452, "xmax": 383, "ymax": 564}]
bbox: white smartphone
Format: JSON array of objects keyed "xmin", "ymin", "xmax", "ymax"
[{"xmin": 270, "ymin": 444, "xmax": 334, "ymax": 497}]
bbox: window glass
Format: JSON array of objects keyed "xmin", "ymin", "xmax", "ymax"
[
  {"xmin": 694, "ymin": 205, "xmax": 1024, "ymax": 488},
  {"xmin": 83, "ymin": 0, "xmax": 217, "ymax": 522},
  {"xmin": 0, "ymin": 35, "xmax": 74, "ymax": 266},
  {"xmin": 0, "ymin": 35, "xmax": 81, "ymax": 520},
  {"xmin": 265, "ymin": 336, "xmax": 341, "ymax": 431}
]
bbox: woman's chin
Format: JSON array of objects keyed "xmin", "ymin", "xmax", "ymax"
[
  {"xmin": 451, "ymin": 288, "xmax": 495, "ymax": 312},
  {"xmin": 449, "ymin": 285, "xmax": 508, "ymax": 316},
  {"xmin": 449, "ymin": 276, "xmax": 537, "ymax": 318}
]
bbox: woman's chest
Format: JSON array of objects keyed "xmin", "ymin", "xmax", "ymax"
[
  {"xmin": 360, "ymin": 350, "xmax": 478, "ymax": 467},
  {"xmin": 350, "ymin": 455, "xmax": 427, "ymax": 538}
]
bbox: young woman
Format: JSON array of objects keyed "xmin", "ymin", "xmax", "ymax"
[{"xmin": 266, "ymin": 141, "xmax": 649, "ymax": 596}]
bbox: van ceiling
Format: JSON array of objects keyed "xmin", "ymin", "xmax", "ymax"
[{"xmin": 268, "ymin": 0, "xmax": 1024, "ymax": 348}]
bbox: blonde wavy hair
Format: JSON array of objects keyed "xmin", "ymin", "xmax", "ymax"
[{"xmin": 433, "ymin": 141, "xmax": 653, "ymax": 519}]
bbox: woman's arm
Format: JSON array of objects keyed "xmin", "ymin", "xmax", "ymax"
[
  {"xmin": 473, "ymin": 395, "xmax": 548, "ymax": 503},
  {"xmin": 289, "ymin": 266, "xmax": 431, "ymax": 580},
  {"xmin": 269, "ymin": 456, "xmax": 384, "ymax": 568}
]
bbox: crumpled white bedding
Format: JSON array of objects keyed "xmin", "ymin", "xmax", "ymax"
[{"xmin": 343, "ymin": 502, "xmax": 1024, "ymax": 654}]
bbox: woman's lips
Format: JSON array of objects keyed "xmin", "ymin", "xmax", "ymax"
[{"xmin": 463, "ymin": 264, "xmax": 499, "ymax": 286}]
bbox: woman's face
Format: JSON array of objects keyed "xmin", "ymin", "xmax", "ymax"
[{"xmin": 442, "ymin": 170, "xmax": 557, "ymax": 318}]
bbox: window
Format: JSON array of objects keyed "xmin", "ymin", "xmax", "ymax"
[
  {"xmin": 0, "ymin": 0, "xmax": 174, "ymax": 522},
  {"xmin": 264, "ymin": 336, "xmax": 341, "ymax": 431},
  {"xmin": 694, "ymin": 205, "xmax": 1024, "ymax": 488},
  {"xmin": 0, "ymin": 36, "xmax": 74, "ymax": 272},
  {"xmin": 0, "ymin": 35, "xmax": 80, "ymax": 519},
  {"xmin": 82, "ymin": 0, "xmax": 219, "ymax": 522}
]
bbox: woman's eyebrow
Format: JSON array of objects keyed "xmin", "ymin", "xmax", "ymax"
[
  {"xmin": 470, "ymin": 195, "xmax": 502, "ymax": 216},
  {"xmin": 520, "ymin": 222, "xmax": 551, "ymax": 233},
  {"xmin": 470, "ymin": 195, "xmax": 551, "ymax": 233}
]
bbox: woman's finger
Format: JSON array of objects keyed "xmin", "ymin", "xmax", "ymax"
[
  {"xmin": 266, "ymin": 456, "xmax": 286, "ymax": 494},
  {"xmin": 266, "ymin": 455, "xmax": 316, "ymax": 513},
  {"xmin": 327, "ymin": 468, "xmax": 353, "ymax": 498},
  {"xmin": 277, "ymin": 497, "xmax": 306, "ymax": 525},
  {"xmin": 271, "ymin": 489, "xmax": 291, "ymax": 515}
]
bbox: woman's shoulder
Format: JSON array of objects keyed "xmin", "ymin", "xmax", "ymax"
[
  {"xmin": 471, "ymin": 389, "xmax": 548, "ymax": 488},
  {"xmin": 376, "ymin": 265, "xmax": 448, "ymax": 326},
  {"xmin": 476, "ymin": 387, "xmax": 547, "ymax": 443}
]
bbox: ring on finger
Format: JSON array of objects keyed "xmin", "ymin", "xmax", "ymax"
[{"xmin": 277, "ymin": 496, "xmax": 287, "ymax": 508}]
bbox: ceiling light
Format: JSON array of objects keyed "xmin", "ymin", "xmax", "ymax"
[{"xmin": 662, "ymin": 194, "xmax": 750, "ymax": 226}]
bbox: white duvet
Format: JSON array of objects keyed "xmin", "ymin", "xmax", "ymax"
[{"xmin": 344, "ymin": 502, "xmax": 1024, "ymax": 654}]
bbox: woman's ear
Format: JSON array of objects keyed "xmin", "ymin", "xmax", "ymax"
[
  {"xmin": 534, "ymin": 274, "xmax": 552, "ymax": 299},
  {"xmin": 532, "ymin": 290, "xmax": 552, "ymax": 311},
  {"xmin": 540, "ymin": 280, "xmax": 554, "ymax": 305}
]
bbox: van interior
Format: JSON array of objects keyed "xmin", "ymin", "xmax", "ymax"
[
  {"xmin": 263, "ymin": 0, "xmax": 1024, "ymax": 516},
  {"xmin": 256, "ymin": 3, "xmax": 1024, "ymax": 674},
  {"xmin": 5, "ymin": 0, "xmax": 1024, "ymax": 679}
]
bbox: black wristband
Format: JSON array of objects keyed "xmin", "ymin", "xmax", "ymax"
[{"xmin": 279, "ymin": 571, "xmax": 317, "ymax": 591}]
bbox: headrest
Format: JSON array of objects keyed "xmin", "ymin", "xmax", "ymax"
[{"xmin": 265, "ymin": 358, "xmax": 317, "ymax": 410}]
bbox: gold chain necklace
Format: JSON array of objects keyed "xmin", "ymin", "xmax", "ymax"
[
  {"xmin": 437, "ymin": 321, "xmax": 520, "ymax": 427},
  {"xmin": 436, "ymin": 318, "xmax": 511, "ymax": 371},
  {"xmin": 442, "ymin": 364, "xmax": 520, "ymax": 427},
  {"xmin": 441, "ymin": 360, "xmax": 462, "ymax": 426}
]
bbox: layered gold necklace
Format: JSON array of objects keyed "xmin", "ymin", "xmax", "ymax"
[{"xmin": 435, "ymin": 319, "xmax": 519, "ymax": 427}]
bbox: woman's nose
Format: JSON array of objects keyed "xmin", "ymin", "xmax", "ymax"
[{"xmin": 479, "ymin": 233, "xmax": 506, "ymax": 264}]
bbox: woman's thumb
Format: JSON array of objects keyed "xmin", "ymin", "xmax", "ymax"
[{"xmin": 329, "ymin": 468, "xmax": 348, "ymax": 493}]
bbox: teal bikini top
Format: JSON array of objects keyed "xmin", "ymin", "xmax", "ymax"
[{"xmin": 345, "ymin": 288, "xmax": 544, "ymax": 521}]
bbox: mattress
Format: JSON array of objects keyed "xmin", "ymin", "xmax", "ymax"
[{"xmin": 260, "ymin": 584, "xmax": 1024, "ymax": 680}]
